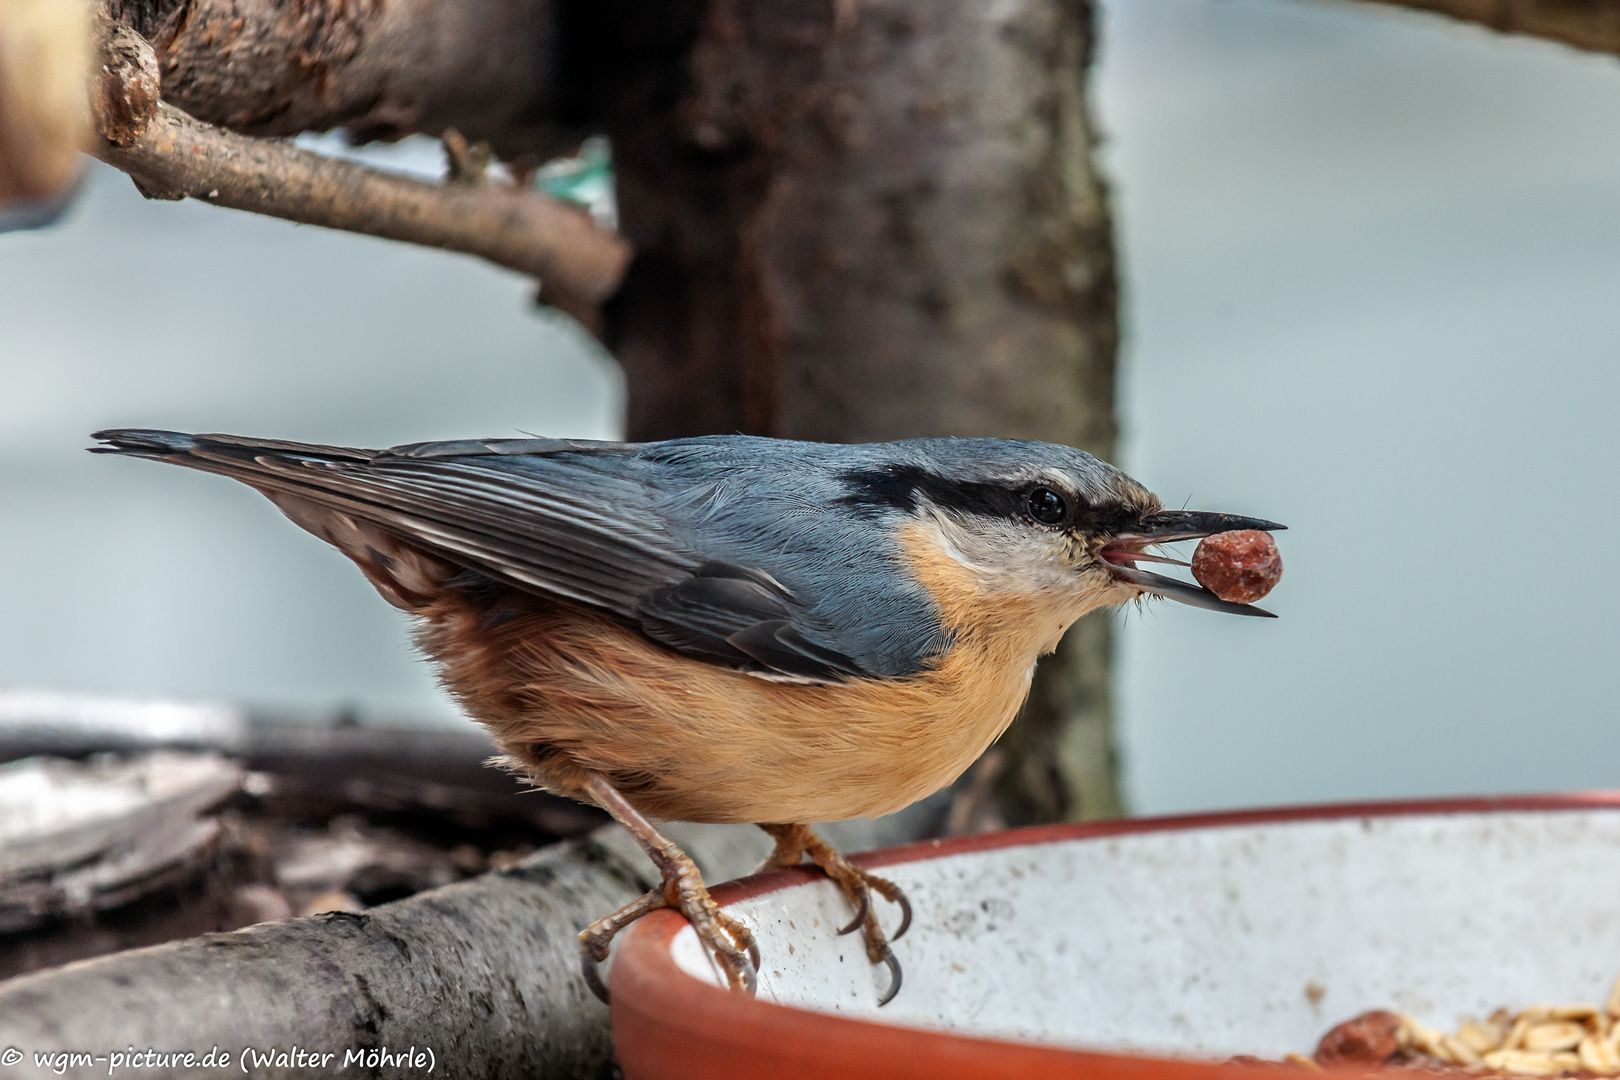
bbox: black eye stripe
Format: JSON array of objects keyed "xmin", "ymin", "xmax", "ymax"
[
  {"xmin": 1025, "ymin": 486, "xmax": 1068, "ymax": 526},
  {"xmin": 838, "ymin": 466, "xmax": 1020, "ymax": 518},
  {"xmin": 840, "ymin": 465, "xmax": 1131, "ymax": 531}
]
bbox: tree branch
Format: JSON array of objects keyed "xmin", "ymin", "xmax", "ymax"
[
  {"xmin": 1364, "ymin": 0, "xmax": 1620, "ymax": 57},
  {"xmin": 89, "ymin": 24, "xmax": 630, "ymax": 304},
  {"xmin": 107, "ymin": 0, "xmax": 565, "ymax": 159}
]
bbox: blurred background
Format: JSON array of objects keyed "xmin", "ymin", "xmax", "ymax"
[{"xmin": 4, "ymin": 0, "xmax": 1618, "ymax": 816}]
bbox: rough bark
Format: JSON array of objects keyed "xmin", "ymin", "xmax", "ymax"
[
  {"xmin": 90, "ymin": 22, "xmax": 161, "ymax": 144},
  {"xmin": 583, "ymin": 0, "xmax": 1123, "ymax": 823},
  {"xmin": 105, "ymin": 0, "xmax": 565, "ymax": 158},
  {"xmin": 0, "ymin": 837, "xmax": 640, "ymax": 1080}
]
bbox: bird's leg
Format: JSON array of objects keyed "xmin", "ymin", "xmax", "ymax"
[
  {"xmin": 756, "ymin": 823, "xmax": 912, "ymax": 1006},
  {"xmin": 578, "ymin": 773, "xmax": 758, "ymax": 1004}
]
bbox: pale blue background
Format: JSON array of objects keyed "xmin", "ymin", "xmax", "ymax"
[
  {"xmin": 2, "ymin": 0, "xmax": 1616, "ymax": 814},
  {"xmin": 1102, "ymin": 0, "xmax": 1620, "ymax": 811}
]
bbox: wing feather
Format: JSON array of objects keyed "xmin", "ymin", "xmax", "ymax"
[{"xmin": 92, "ymin": 430, "xmax": 873, "ymax": 682}]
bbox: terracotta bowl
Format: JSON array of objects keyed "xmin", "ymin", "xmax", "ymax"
[{"xmin": 611, "ymin": 794, "xmax": 1620, "ymax": 1079}]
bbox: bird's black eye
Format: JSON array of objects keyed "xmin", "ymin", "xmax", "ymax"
[{"xmin": 1025, "ymin": 486, "xmax": 1067, "ymax": 526}]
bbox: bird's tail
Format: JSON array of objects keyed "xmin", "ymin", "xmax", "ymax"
[
  {"xmin": 88, "ymin": 428, "xmax": 198, "ymax": 458},
  {"xmin": 89, "ymin": 429, "xmax": 449, "ymax": 612},
  {"xmin": 90, "ymin": 428, "xmax": 374, "ymax": 472}
]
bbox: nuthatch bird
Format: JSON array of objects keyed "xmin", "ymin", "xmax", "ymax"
[{"xmin": 90, "ymin": 429, "xmax": 1282, "ymax": 1005}]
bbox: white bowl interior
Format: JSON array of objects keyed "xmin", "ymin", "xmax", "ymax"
[{"xmin": 670, "ymin": 808, "xmax": 1620, "ymax": 1057}]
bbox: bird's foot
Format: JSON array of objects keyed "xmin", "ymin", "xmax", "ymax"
[
  {"xmin": 578, "ymin": 855, "xmax": 760, "ymax": 1004},
  {"xmin": 578, "ymin": 885, "xmax": 665, "ymax": 1004},
  {"xmin": 758, "ymin": 823, "xmax": 911, "ymax": 1006},
  {"xmin": 578, "ymin": 774, "xmax": 759, "ymax": 1005}
]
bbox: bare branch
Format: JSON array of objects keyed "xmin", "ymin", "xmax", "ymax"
[
  {"xmin": 90, "ymin": 109, "xmax": 632, "ymax": 301},
  {"xmin": 87, "ymin": 23, "xmax": 630, "ymax": 303},
  {"xmin": 1363, "ymin": 0, "xmax": 1620, "ymax": 57}
]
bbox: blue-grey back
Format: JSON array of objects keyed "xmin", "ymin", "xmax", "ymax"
[{"xmin": 473, "ymin": 434, "xmax": 1128, "ymax": 677}]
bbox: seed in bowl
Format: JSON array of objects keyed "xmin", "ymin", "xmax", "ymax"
[{"xmin": 1312, "ymin": 975, "xmax": 1620, "ymax": 1075}]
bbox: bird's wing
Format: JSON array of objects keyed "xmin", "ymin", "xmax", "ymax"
[
  {"xmin": 92, "ymin": 430, "xmax": 873, "ymax": 682},
  {"xmin": 635, "ymin": 562, "xmax": 868, "ymax": 680}
]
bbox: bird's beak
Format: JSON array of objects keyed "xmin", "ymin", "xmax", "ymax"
[{"xmin": 1099, "ymin": 511, "xmax": 1286, "ymax": 619}]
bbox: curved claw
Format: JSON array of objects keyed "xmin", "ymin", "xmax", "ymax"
[
  {"xmin": 889, "ymin": 889, "xmax": 913, "ymax": 942},
  {"xmin": 580, "ymin": 946, "xmax": 612, "ymax": 1005},
  {"xmin": 717, "ymin": 912, "xmax": 762, "ymax": 985},
  {"xmin": 737, "ymin": 952, "xmax": 759, "ymax": 996},
  {"xmin": 875, "ymin": 946, "xmax": 903, "ymax": 1007},
  {"xmin": 836, "ymin": 886, "xmax": 870, "ymax": 936}
]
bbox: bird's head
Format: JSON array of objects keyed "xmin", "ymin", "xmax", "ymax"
[{"xmin": 839, "ymin": 439, "xmax": 1283, "ymax": 652}]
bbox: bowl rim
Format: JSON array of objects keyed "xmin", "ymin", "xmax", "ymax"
[{"xmin": 610, "ymin": 791, "xmax": 1620, "ymax": 1080}]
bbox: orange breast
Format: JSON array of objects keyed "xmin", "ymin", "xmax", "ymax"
[{"xmin": 415, "ymin": 521, "xmax": 1075, "ymax": 824}]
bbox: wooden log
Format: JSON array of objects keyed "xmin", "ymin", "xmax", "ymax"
[{"xmin": 0, "ymin": 836, "xmax": 643, "ymax": 1079}]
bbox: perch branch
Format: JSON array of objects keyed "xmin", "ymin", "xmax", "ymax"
[
  {"xmin": 88, "ymin": 24, "xmax": 630, "ymax": 303},
  {"xmin": 0, "ymin": 836, "xmax": 646, "ymax": 1079}
]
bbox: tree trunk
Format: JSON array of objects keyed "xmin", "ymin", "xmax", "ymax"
[{"xmin": 577, "ymin": 0, "xmax": 1124, "ymax": 823}]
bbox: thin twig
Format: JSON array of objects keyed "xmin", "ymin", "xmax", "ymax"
[{"xmin": 88, "ymin": 24, "xmax": 631, "ymax": 304}]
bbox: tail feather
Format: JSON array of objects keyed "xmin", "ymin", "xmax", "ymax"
[
  {"xmin": 89, "ymin": 428, "xmax": 200, "ymax": 458},
  {"xmin": 91, "ymin": 428, "xmax": 373, "ymax": 465},
  {"xmin": 90, "ymin": 428, "xmax": 453, "ymax": 612}
]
